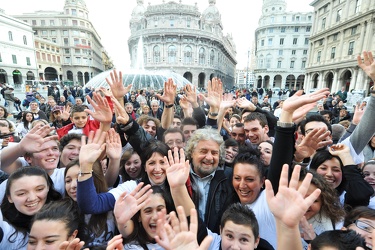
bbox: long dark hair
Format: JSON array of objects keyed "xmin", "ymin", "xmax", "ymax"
[
  {"xmin": 1, "ymin": 167, "xmax": 61, "ymax": 246},
  {"xmin": 22, "ymin": 111, "xmax": 34, "ymax": 130}
]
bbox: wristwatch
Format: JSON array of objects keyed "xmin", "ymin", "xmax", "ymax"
[
  {"xmin": 78, "ymin": 170, "xmax": 93, "ymax": 177},
  {"xmin": 277, "ymin": 121, "xmax": 295, "ymax": 128}
]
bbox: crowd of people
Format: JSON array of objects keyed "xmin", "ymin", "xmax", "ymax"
[{"xmin": 0, "ymin": 51, "xmax": 375, "ymax": 250}]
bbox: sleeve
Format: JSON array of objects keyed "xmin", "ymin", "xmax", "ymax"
[
  {"xmin": 77, "ymin": 177, "xmax": 116, "ymax": 214},
  {"xmin": 267, "ymin": 125, "xmax": 296, "ymax": 194},
  {"xmin": 349, "ymin": 95, "xmax": 375, "ymax": 155},
  {"xmin": 338, "ymin": 123, "xmax": 356, "ymax": 143},
  {"xmin": 343, "ymin": 164, "xmax": 374, "ymax": 208}
]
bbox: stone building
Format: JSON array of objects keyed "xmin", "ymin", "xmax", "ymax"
[
  {"xmin": 0, "ymin": 9, "xmax": 37, "ymax": 86},
  {"xmin": 128, "ymin": 0, "xmax": 237, "ymax": 89},
  {"xmin": 254, "ymin": 0, "xmax": 313, "ymax": 90},
  {"xmin": 12, "ymin": 0, "xmax": 112, "ymax": 85},
  {"xmin": 305, "ymin": 0, "xmax": 375, "ymax": 94}
]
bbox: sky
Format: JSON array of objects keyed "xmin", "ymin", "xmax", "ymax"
[{"xmin": 2, "ymin": 0, "xmax": 313, "ymax": 70}]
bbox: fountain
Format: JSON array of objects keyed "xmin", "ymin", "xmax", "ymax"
[{"xmin": 84, "ymin": 36, "xmax": 192, "ymax": 91}]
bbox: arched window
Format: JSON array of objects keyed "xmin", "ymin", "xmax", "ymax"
[
  {"xmin": 210, "ymin": 49, "xmax": 215, "ymax": 66},
  {"xmin": 168, "ymin": 45, "xmax": 176, "ymax": 63},
  {"xmin": 8, "ymin": 31, "xmax": 13, "ymax": 41},
  {"xmin": 199, "ymin": 47, "xmax": 205, "ymax": 65},
  {"xmin": 23, "ymin": 35, "xmax": 27, "ymax": 45},
  {"xmin": 143, "ymin": 47, "xmax": 147, "ymax": 65},
  {"xmin": 153, "ymin": 45, "xmax": 160, "ymax": 63},
  {"xmin": 184, "ymin": 46, "xmax": 192, "ymax": 64}
]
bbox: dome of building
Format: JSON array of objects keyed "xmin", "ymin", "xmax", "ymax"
[
  {"xmin": 131, "ymin": 0, "xmax": 146, "ymax": 17},
  {"xmin": 202, "ymin": 0, "xmax": 221, "ymax": 23}
]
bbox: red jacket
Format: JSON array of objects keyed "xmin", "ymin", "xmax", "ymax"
[{"xmin": 57, "ymin": 119, "xmax": 100, "ymax": 139}]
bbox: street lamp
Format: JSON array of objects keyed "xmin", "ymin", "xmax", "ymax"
[{"xmin": 246, "ymin": 48, "xmax": 250, "ymax": 90}]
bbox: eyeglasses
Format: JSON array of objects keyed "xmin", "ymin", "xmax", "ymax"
[{"xmin": 354, "ymin": 220, "xmax": 375, "ymax": 233}]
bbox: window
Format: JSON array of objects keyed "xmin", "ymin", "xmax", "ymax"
[
  {"xmin": 72, "ymin": 9, "xmax": 77, "ymax": 16},
  {"xmin": 336, "ymin": 9, "xmax": 342, "ymax": 22},
  {"xmin": 322, "ymin": 18, "xmax": 326, "ymax": 29},
  {"xmin": 80, "ymin": 21, "xmax": 84, "ymax": 26},
  {"xmin": 168, "ymin": 45, "xmax": 177, "ymax": 63},
  {"xmin": 303, "ymin": 50, "xmax": 308, "ymax": 55},
  {"xmin": 290, "ymin": 61, "xmax": 295, "ymax": 68},
  {"xmin": 199, "ymin": 47, "xmax": 205, "ymax": 65},
  {"xmin": 153, "ymin": 45, "xmax": 160, "ymax": 63},
  {"xmin": 351, "ymin": 26, "xmax": 357, "ymax": 35},
  {"xmin": 268, "ymin": 38, "xmax": 273, "ymax": 46},
  {"xmin": 23, "ymin": 35, "xmax": 27, "ymax": 45},
  {"xmin": 308, "ymin": 16, "xmax": 312, "ymax": 21},
  {"xmin": 210, "ymin": 50, "xmax": 215, "ymax": 66},
  {"xmin": 268, "ymin": 28, "xmax": 273, "ymax": 33},
  {"xmin": 65, "ymin": 57, "xmax": 71, "ymax": 64},
  {"xmin": 293, "ymin": 38, "xmax": 298, "ymax": 45},
  {"xmin": 72, "ymin": 20, "xmax": 78, "ymax": 26},
  {"xmin": 75, "ymin": 49, "xmax": 80, "ymax": 54},
  {"xmin": 292, "ymin": 50, "xmax": 296, "ymax": 55},
  {"xmin": 63, "ymin": 30, "xmax": 68, "ymax": 36},
  {"xmin": 8, "ymin": 31, "xmax": 13, "ymax": 41},
  {"xmin": 41, "ymin": 30, "xmax": 47, "ymax": 36},
  {"xmin": 79, "ymin": 10, "xmax": 84, "ymax": 17},
  {"xmin": 296, "ymin": 16, "xmax": 300, "ymax": 21},
  {"xmin": 170, "ymin": 16, "xmax": 175, "ymax": 27},
  {"xmin": 283, "ymin": 16, "xmax": 286, "ymax": 22},
  {"xmin": 42, "ymin": 53, "xmax": 46, "ymax": 60},
  {"xmin": 281, "ymin": 27, "xmax": 286, "ymax": 33},
  {"xmin": 50, "ymin": 20, "xmax": 55, "ymax": 26},
  {"xmin": 41, "ymin": 20, "xmax": 46, "ymax": 26},
  {"xmin": 331, "ymin": 47, "xmax": 336, "ymax": 59},
  {"xmin": 74, "ymin": 38, "xmax": 79, "ymax": 45},
  {"xmin": 261, "ymin": 40, "xmax": 264, "ymax": 46},
  {"xmin": 279, "ymin": 50, "xmax": 283, "ymax": 56},
  {"xmin": 306, "ymin": 26, "xmax": 311, "ymax": 32},
  {"xmin": 348, "ymin": 41, "xmax": 354, "ymax": 55},
  {"xmin": 51, "ymin": 30, "xmax": 56, "ymax": 36},
  {"xmin": 76, "ymin": 57, "xmax": 81, "ymax": 64},
  {"xmin": 46, "ymin": 46, "xmax": 50, "ymax": 51},
  {"xmin": 187, "ymin": 18, "xmax": 191, "ymax": 28},
  {"xmin": 12, "ymin": 55, "xmax": 17, "ymax": 64},
  {"xmin": 317, "ymin": 51, "xmax": 321, "ymax": 62},
  {"xmin": 277, "ymin": 61, "xmax": 282, "ymax": 68},
  {"xmin": 65, "ymin": 49, "xmax": 70, "ymax": 54},
  {"xmin": 184, "ymin": 46, "xmax": 192, "ymax": 63},
  {"xmin": 271, "ymin": 16, "xmax": 274, "ymax": 23},
  {"xmin": 61, "ymin": 19, "xmax": 67, "ymax": 26},
  {"xmin": 280, "ymin": 38, "xmax": 284, "ymax": 45},
  {"xmin": 333, "ymin": 33, "xmax": 338, "ymax": 41},
  {"xmin": 32, "ymin": 20, "xmax": 37, "ymax": 25},
  {"xmin": 302, "ymin": 61, "xmax": 306, "ymax": 68},
  {"xmin": 64, "ymin": 38, "xmax": 69, "ymax": 45},
  {"xmin": 295, "ymin": 27, "xmax": 299, "ymax": 32},
  {"xmin": 319, "ymin": 39, "xmax": 324, "ymax": 45},
  {"xmin": 305, "ymin": 38, "xmax": 309, "ymax": 45},
  {"xmin": 154, "ymin": 20, "xmax": 158, "ymax": 27},
  {"xmin": 355, "ymin": 0, "xmax": 362, "ymax": 13}
]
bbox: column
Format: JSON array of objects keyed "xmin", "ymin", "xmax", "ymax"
[
  {"xmin": 332, "ymin": 70, "xmax": 339, "ymax": 93},
  {"xmin": 356, "ymin": 70, "xmax": 365, "ymax": 90},
  {"xmin": 349, "ymin": 67, "xmax": 358, "ymax": 90},
  {"xmin": 305, "ymin": 73, "xmax": 310, "ymax": 91},
  {"xmin": 318, "ymin": 72, "xmax": 324, "ymax": 89},
  {"xmin": 358, "ymin": 22, "xmax": 367, "ymax": 53},
  {"xmin": 337, "ymin": 31, "xmax": 345, "ymax": 59},
  {"xmin": 343, "ymin": 0, "xmax": 351, "ymax": 22}
]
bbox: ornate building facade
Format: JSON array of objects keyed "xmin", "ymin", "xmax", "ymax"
[
  {"xmin": 12, "ymin": 0, "xmax": 113, "ymax": 85},
  {"xmin": 0, "ymin": 9, "xmax": 37, "ymax": 86},
  {"xmin": 254, "ymin": 0, "xmax": 313, "ymax": 90},
  {"xmin": 305, "ymin": 0, "xmax": 375, "ymax": 94},
  {"xmin": 128, "ymin": 0, "xmax": 237, "ymax": 89}
]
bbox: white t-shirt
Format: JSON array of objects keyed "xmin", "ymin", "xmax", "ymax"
[
  {"xmin": 109, "ymin": 180, "xmax": 138, "ymax": 200},
  {"xmin": 0, "ymin": 210, "xmax": 28, "ymax": 250}
]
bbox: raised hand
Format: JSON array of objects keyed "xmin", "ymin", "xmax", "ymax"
[
  {"xmin": 265, "ymin": 164, "xmax": 321, "ymax": 229},
  {"xmin": 198, "ymin": 77, "xmax": 223, "ymax": 109},
  {"xmin": 105, "ymin": 128, "xmax": 122, "ymax": 160},
  {"xmin": 156, "ymin": 78, "xmax": 177, "ymax": 105},
  {"xmin": 237, "ymin": 97, "xmax": 256, "ymax": 111},
  {"xmin": 105, "ymin": 69, "xmax": 132, "ymax": 100},
  {"xmin": 114, "ymin": 182, "xmax": 152, "ymax": 226},
  {"xmin": 155, "ymin": 207, "xmax": 213, "ymax": 250},
  {"xmin": 111, "ymin": 96, "xmax": 129, "ymax": 125},
  {"xmin": 184, "ymin": 84, "xmax": 199, "ymax": 108},
  {"xmin": 294, "ymin": 127, "xmax": 332, "ymax": 161},
  {"xmin": 352, "ymin": 102, "xmax": 366, "ymax": 125},
  {"xmin": 17, "ymin": 124, "xmax": 58, "ymax": 154},
  {"xmin": 329, "ymin": 144, "xmax": 354, "ymax": 165},
  {"xmin": 60, "ymin": 105, "xmax": 71, "ymax": 121},
  {"xmin": 106, "ymin": 234, "xmax": 124, "ymax": 250},
  {"xmin": 58, "ymin": 238, "xmax": 85, "ymax": 250},
  {"xmin": 220, "ymin": 93, "xmax": 236, "ymax": 110},
  {"xmin": 166, "ymin": 147, "xmax": 190, "ymax": 189},
  {"xmin": 85, "ymin": 92, "xmax": 113, "ymax": 123},
  {"xmin": 299, "ymin": 216, "xmax": 316, "ymax": 240},
  {"xmin": 79, "ymin": 130, "xmax": 107, "ymax": 167},
  {"xmin": 357, "ymin": 51, "xmax": 375, "ymax": 81}
]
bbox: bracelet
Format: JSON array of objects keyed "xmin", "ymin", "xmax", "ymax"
[
  {"xmin": 78, "ymin": 170, "xmax": 93, "ymax": 176},
  {"xmin": 165, "ymin": 104, "xmax": 174, "ymax": 108},
  {"xmin": 209, "ymin": 112, "xmax": 218, "ymax": 116}
]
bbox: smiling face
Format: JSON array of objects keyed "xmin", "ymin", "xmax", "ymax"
[
  {"xmin": 142, "ymin": 120, "xmax": 157, "ymax": 137},
  {"xmin": 244, "ymin": 120, "xmax": 269, "ymax": 145},
  {"xmin": 191, "ymin": 140, "xmax": 220, "ymax": 178},
  {"xmin": 220, "ymin": 221, "xmax": 259, "ymax": 250},
  {"xmin": 125, "ymin": 153, "xmax": 142, "ymax": 179},
  {"xmin": 303, "ymin": 183, "xmax": 322, "ymax": 220},
  {"xmin": 64, "ymin": 165, "xmax": 79, "ymax": 201},
  {"xmin": 26, "ymin": 113, "xmax": 34, "ymax": 122},
  {"xmin": 8, "ymin": 176, "xmax": 49, "ymax": 216},
  {"xmin": 347, "ymin": 217, "xmax": 375, "ymax": 249},
  {"xmin": 233, "ymin": 163, "xmax": 264, "ymax": 205},
  {"xmin": 363, "ymin": 163, "xmax": 375, "ymax": 193},
  {"xmin": 145, "ymin": 152, "xmax": 168, "ymax": 185},
  {"xmin": 26, "ymin": 140, "xmax": 60, "ymax": 175},
  {"xmin": 70, "ymin": 112, "xmax": 88, "ymax": 129},
  {"xmin": 139, "ymin": 193, "xmax": 166, "ymax": 240},
  {"xmin": 316, "ymin": 158, "xmax": 342, "ymax": 189},
  {"xmin": 60, "ymin": 139, "xmax": 81, "ymax": 168},
  {"xmin": 28, "ymin": 219, "xmax": 76, "ymax": 250},
  {"xmin": 225, "ymin": 146, "xmax": 239, "ymax": 164}
]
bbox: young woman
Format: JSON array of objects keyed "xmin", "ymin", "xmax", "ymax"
[
  {"xmin": 223, "ymin": 138, "xmax": 239, "ymax": 168},
  {"xmin": 362, "ymin": 160, "xmax": 375, "ymax": 209},
  {"xmin": 15, "ymin": 111, "xmax": 34, "ymax": 138},
  {"xmin": 309, "ymin": 144, "xmax": 373, "ymax": 208},
  {"xmin": 257, "ymin": 140, "xmax": 273, "ymax": 167},
  {"xmin": 0, "ymin": 105, "xmax": 9, "ymax": 119},
  {"xmin": 64, "ymin": 160, "xmax": 116, "ymax": 247},
  {"xmin": 27, "ymin": 198, "xmax": 84, "ymax": 250},
  {"xmin": 0, "ymin": 167, "xmax": 61, "ymax": 249},
  {"xmin": 119, "ymin": 148, "xmax": 143, "ymax": 182}
]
